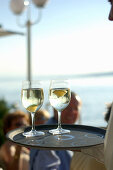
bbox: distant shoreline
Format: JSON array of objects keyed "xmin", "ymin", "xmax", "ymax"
[{"xmin": 0, "ymin": 71, "xmax": 113, "ymax": 81}]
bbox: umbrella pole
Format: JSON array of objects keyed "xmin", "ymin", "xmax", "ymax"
[{"xmin": 27, "ymin": 20, "xmax": 31, "ymax": 82}]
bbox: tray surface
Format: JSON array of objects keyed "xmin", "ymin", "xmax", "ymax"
[{"xmin": 6, "ymin": 125, "xmax": 106, "ymax": 150}]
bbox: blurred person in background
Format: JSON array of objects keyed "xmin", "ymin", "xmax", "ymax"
[
  {"xmin": 34, "ymin": 109, "xmax": 50, "ymax": 125},
  {"xmin": 30, "ymin": 92, "xmax": 82, "ymax": 170},
  {"xmin": 104, "ymin": 103, "xmax": 112, "ymax": 123},
  {"xmin": 108, "ymin": 0, "xmax": 113, "ymax": 20},
  {"xmin": 0, "ymin": 110, "xmax": 30, "ymax": 170}
]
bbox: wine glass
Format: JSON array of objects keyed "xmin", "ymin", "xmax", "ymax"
[
  {"xmin": 21, "ymin": 80, "xmax": 45, "ymax": 137},
  {"xmin": 49, "ymin": 80, "xmax": 71, "ymax": 135}
]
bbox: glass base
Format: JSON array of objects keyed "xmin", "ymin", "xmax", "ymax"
[
  {"xmin": 49, "ymin": 127, "xmax": 70, "ymax": 135},
  {"xmin": 23, "ymin": 130, "xmax": 45, "ymax": 137}
]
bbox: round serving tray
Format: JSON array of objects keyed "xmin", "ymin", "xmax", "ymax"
[{"xmin": 6, "ymin": 124, "xmax": 106, "ymax": 150}]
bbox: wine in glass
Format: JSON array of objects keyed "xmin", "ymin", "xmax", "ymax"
[
  {"xmin": 21, "ymin": 80, "xmax": 45, "ymax": 137},
  {"xmin": 49, "ymin": 80, "xmax": 71, "ymax": 135}
]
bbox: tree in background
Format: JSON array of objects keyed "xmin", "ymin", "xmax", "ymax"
[{"xmin": 0, "ymin": 99, "xmax": 14, "ymax": 146}]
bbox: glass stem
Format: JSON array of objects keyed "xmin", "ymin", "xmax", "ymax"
[
  {"xmin": 31, "ymin": 112, "xmax": 35, "ymax": 131},
  {"xmin": 57, "ymin": 111, "xmax": 62, "ymax": 130}
]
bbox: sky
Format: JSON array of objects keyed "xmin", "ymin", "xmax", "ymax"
[{"xmin": 0, "ymin": 0, "xmax": 113, "ymax": 79}]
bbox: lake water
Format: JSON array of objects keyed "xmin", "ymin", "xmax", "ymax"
[{"xmin": 0, "ymin": 75, "xmax": 113, "ymax": 127}]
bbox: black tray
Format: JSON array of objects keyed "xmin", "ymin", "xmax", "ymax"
[{"xmin": 6, "ymin": 125, "xmax": 106, "ymax": 150}]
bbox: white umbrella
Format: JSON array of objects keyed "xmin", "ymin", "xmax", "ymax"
[{"xmin": 0, "ymin": 26, "xmax": 24, "ymax": 37}]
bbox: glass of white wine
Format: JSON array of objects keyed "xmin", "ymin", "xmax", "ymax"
[
  {"xmin": 49, "ymin": 80, "xmax": 71, "ymax": 135},
  {"xmin": 21, "ymin": 80, "xmax": 45, "ymax": 137}
]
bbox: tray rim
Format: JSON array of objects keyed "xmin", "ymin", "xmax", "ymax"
[{"xmin": 6, "ymin": 124, "xmax": 106, "ymax": 150}]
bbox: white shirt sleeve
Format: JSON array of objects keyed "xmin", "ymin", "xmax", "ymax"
[
  {"xmin": 81, "ymin": 144, "xmax": 104, "ymax": 164},
  {"xmin": 104, "ymin": 102, "xmax": 113, "ymax": 170}
]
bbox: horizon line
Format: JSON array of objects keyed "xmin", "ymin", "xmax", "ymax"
[{"xmin": 0, "ymin": 71, "xmax": 113, "ymax": 81}]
